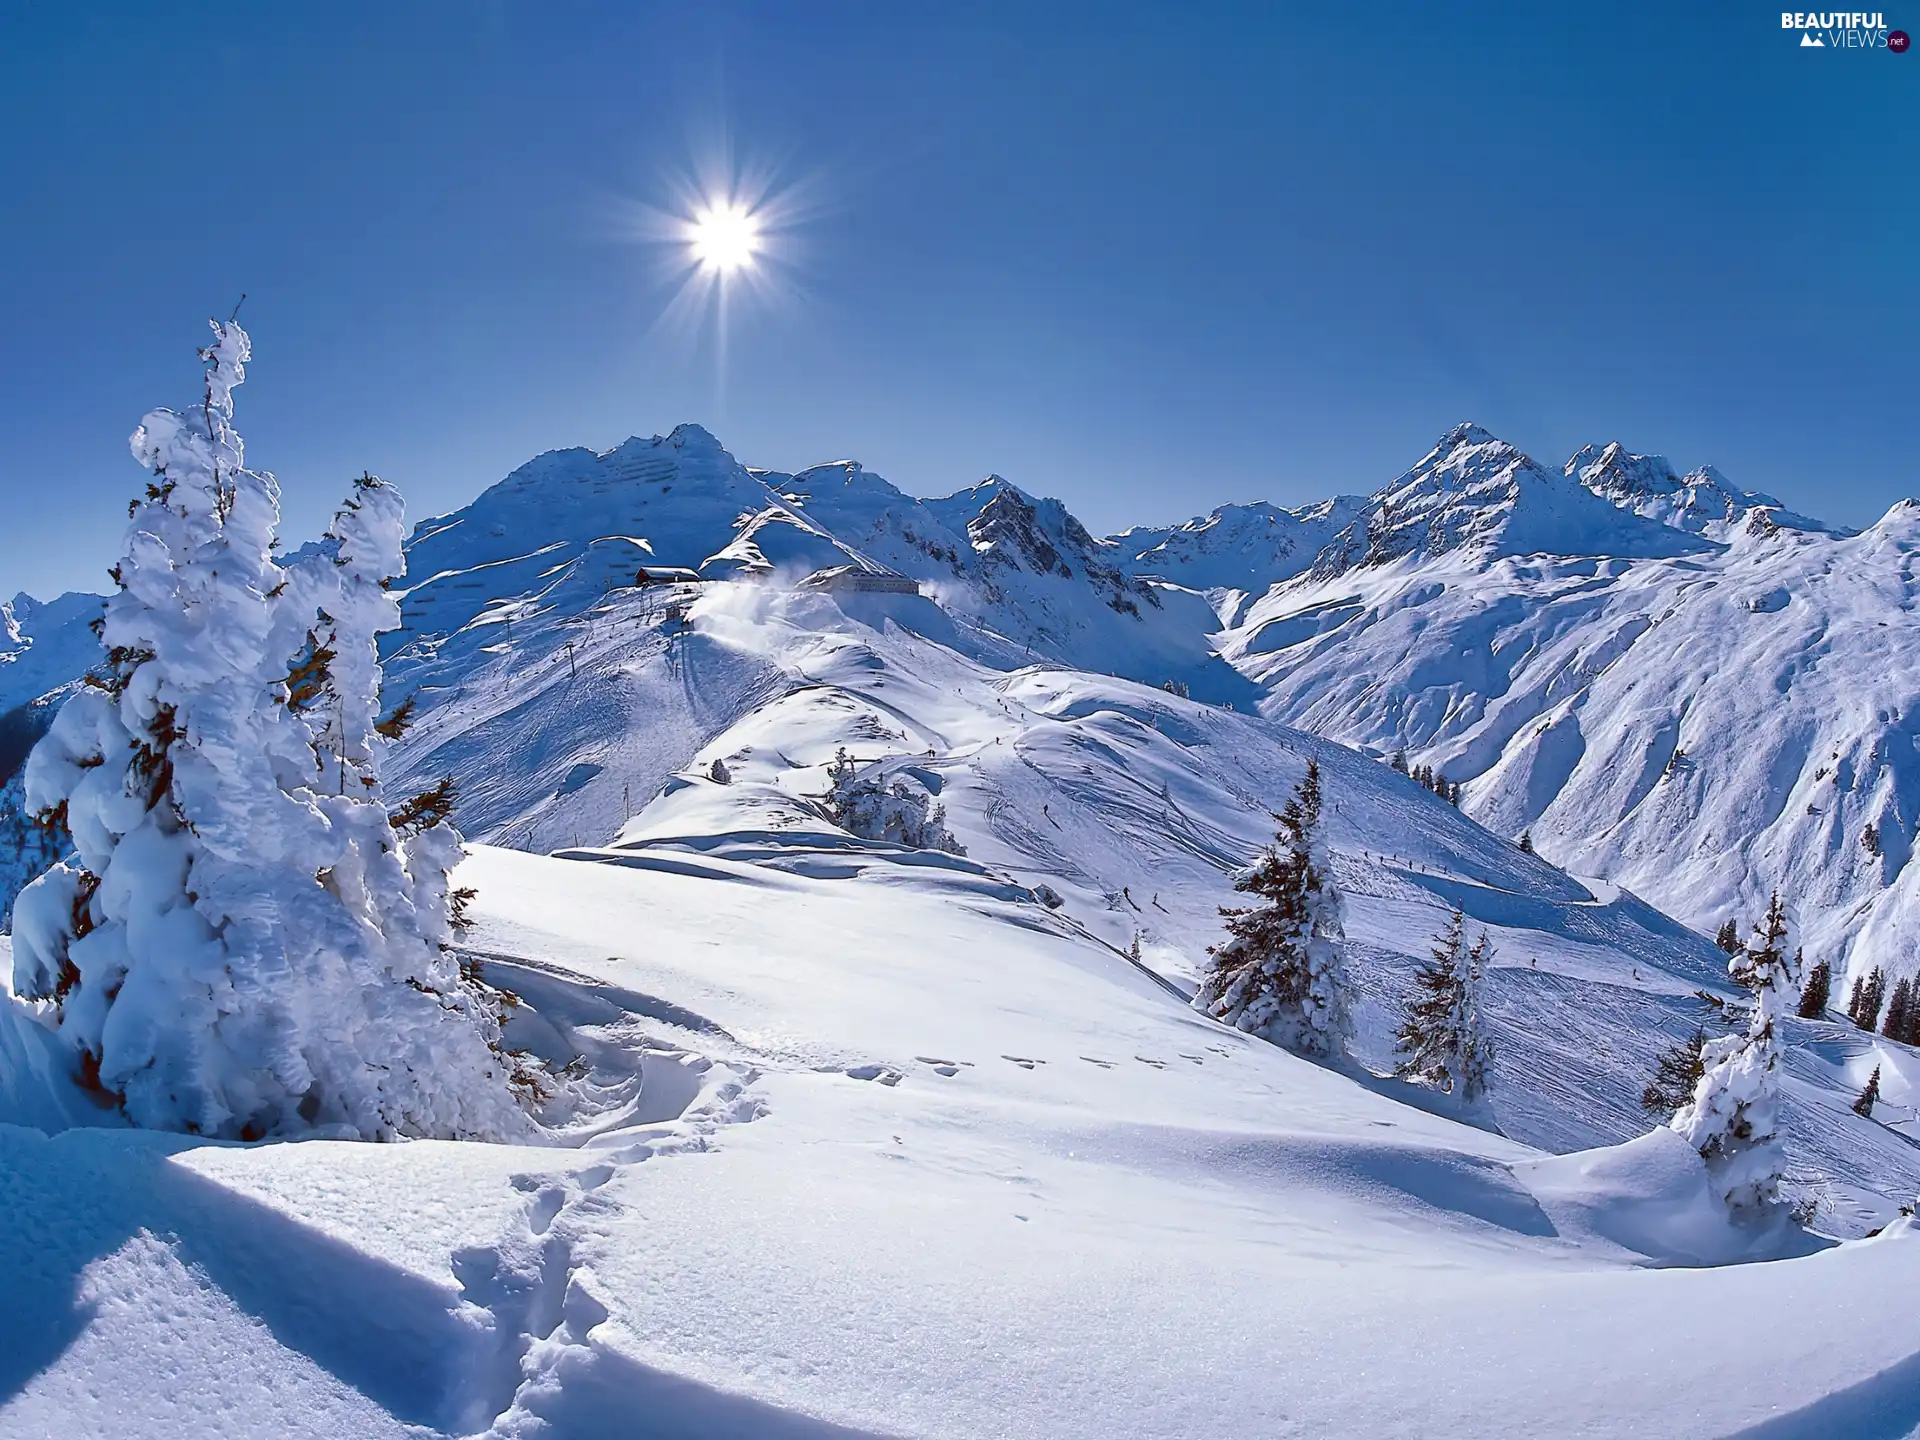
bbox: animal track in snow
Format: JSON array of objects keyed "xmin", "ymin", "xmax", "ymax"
[
  {"xmin": 844, "ymin": 1063, "xmax": 905, "ymax": 1085},
  {"xmin": 1079, "ymin": 1056, "xmax": 1115, "ymax": 1069},
  {"xmin": 1001, "ymin": 1055, "xmax": 1045, "ymax": 1069}
]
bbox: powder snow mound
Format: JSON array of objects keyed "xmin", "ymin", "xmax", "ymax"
[{"xmin": 1513, "ymin": 1128, "xmax": 1821, "ymax": 1267}]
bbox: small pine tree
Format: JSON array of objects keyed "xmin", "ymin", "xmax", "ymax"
[
  {"xmin": 1797, "ymin": 956, "xmax": 1831, "ymax": 1019},
  {"xmin": 1883, "ymin": 978, "xmax": 1914, "ymax": 1042},
  {"xmin": 1389, "ymin": 750, "xmax": 1409, "ymax": 775},
  {"xmin": 1672, "ymin": 892, "xmax": 1796, "ymax": 1212},
  {"xmin": 1517, "ymin": 830, "xmax": 1534, "ymax": 855},
  {"xmin": 1715, "ymin": 918, "xmax": 1741, "ymax": 954},
  {"xmin": 1395, "ymin": 909, "xmax": 1493, "ymax": 1101},
  {"xmin": 1641, "ymin": 1026, "xmax": 1708, "ymax": 1118},
  {"xmin": 1848, "ymin": 974, "xmax": 1867, "ymax": 1026},
  {"xmin": 1194, "ymin": 760, "xmax": 1351, "ymax": 1061},
  {"xmin": 1863, "ymin": 823, "xmax": 1881, "ymax": 856},
  {"xmin": 1854, "ymin": 967, "xmax": 1888, "ymax": 1030},
  {"xmin": 1853, "ymin": 1064, "xmax": 1882, "ymax": 1118}
]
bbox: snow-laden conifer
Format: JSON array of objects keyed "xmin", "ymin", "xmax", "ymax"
[
  {"xmin": 1194, "ymin": 760, "xmax": 1350, "ymax": 1060},
  {"xmin": 1395, "ymin": 909, "xmax": 1494, "ymax": 1101},
  {"xmin": 1670, "ymin": 892, "xmax": 1795, "ymax": 1212},
  {"xmin": 822, "ymin": 747, "xmax": 965, "ymax": 854},
  {"xmin": 10, "ymin": 322, "xmax": 529, "ymax": 1140}
]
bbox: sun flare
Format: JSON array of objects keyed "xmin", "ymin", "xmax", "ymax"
[{"xmin": 688, "ymin": 200, "xmax": 761, "ymax": 275}]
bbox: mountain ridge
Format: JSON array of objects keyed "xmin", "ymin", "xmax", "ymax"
[{"xmin": 6, "ymin": 420, "xmax": 1917, "ymax": 996}]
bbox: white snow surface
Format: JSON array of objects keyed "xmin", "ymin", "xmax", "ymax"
[
  {"xmin": 8, "ymin": 417, "xmax": 1920, "ymax": 1436},
  {"xmin": 8, "ymin": 815, "xmax": 1920, "ymax": 1436}
]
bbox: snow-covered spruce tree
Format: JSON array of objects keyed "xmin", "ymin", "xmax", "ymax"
[
  {"xmin": 1796, "ymin": 957, "xmax": 1831, "ymax": 1020},
  {"xmin": 9, "ymin": 321, "xmax": 529, "ymax": 1141},
  {"xmin": 1395, "ymin": 909, "xmax": 1494, "ymax": 1102},
  {"xmin": 291, "ymin": 471, "xmax": 545, "ymax": 1116},
  {"xmin": 1194, "ymin": 760, "xmax": 1351, "ymax": 1060},
  {"xmin": 1853, "ymin": 1064, "xmax": 1881, "ymax": 1118},
  {"xmin": 821, "ymin": 746, "xmax": 965, "ymax": 854},
  {"xmin": 1714, "ymin": 917, "xmax": 1741, "ymax": 954},
  {"xmin": 1640, "ymin": 1025, "xmax": 1708, "ymax": 1119},
  {"xmin": 1670, "ymin": 892, "xmax": 1796, "ymax": 1212}
]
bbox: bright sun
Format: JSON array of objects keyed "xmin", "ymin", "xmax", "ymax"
[{"xmin": 689, "ymin": 200, "xmax": 761, "ymax": 274}]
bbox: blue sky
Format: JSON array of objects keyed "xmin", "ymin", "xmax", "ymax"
[{"xmin": 1, "ymin": 1, "xmax": 1914, "ymax": 598}]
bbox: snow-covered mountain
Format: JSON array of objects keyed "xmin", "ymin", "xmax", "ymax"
[
  {"xmin": 0, "ymin": 591, "xmax": 101, "ymax": 717},
  {"xmin": 1109, "ymin": 496, "xmax": 1365, "ymax": 608},
  {"xmin": 398, "ymin": 426, "xmax": 1255, "ymax": 708},
  {"xmin": 1566, "ymin": 440, "xmax": 1835, "ymax": 540},
  {"xmin": 1206, "ymin": 427, "xmax": 1920, "ymax": 994},
  {"xmin": 6, "ymin": 417, "xmax": 1918, "ymax": 998}
]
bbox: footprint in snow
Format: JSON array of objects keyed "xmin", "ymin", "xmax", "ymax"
[
  {"xmin": 1135, "ymin": 1056, "xmax": 1168, "ymax": 1069},
  {"xmin": 1001, "ymin": 1055, "xmax": 1045, "ymax": 1069},
  {"xmin": 916, "ymin": 1056, "xmax": 967, "ymax": 1076},
  {"xmin": 1178, "ymin": 1054, "xmax": 1204, "ymax": 1064},
  {"xmin": 844, "ymin": 1064, "xmax": 904, "ymax": 1086},
  {"xmin": 1079, "ymin": 1056, "xmax": 1115, "ymax": 1069}
]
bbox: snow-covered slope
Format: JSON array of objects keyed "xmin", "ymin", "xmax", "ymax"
[
  {"xmin": 365, "ymin": 559, "xmax": 1920, "ymax": 1230},
  {"xmin": 7, "ymin": 684, "xmax": 1920, "ymax": 1434}
]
